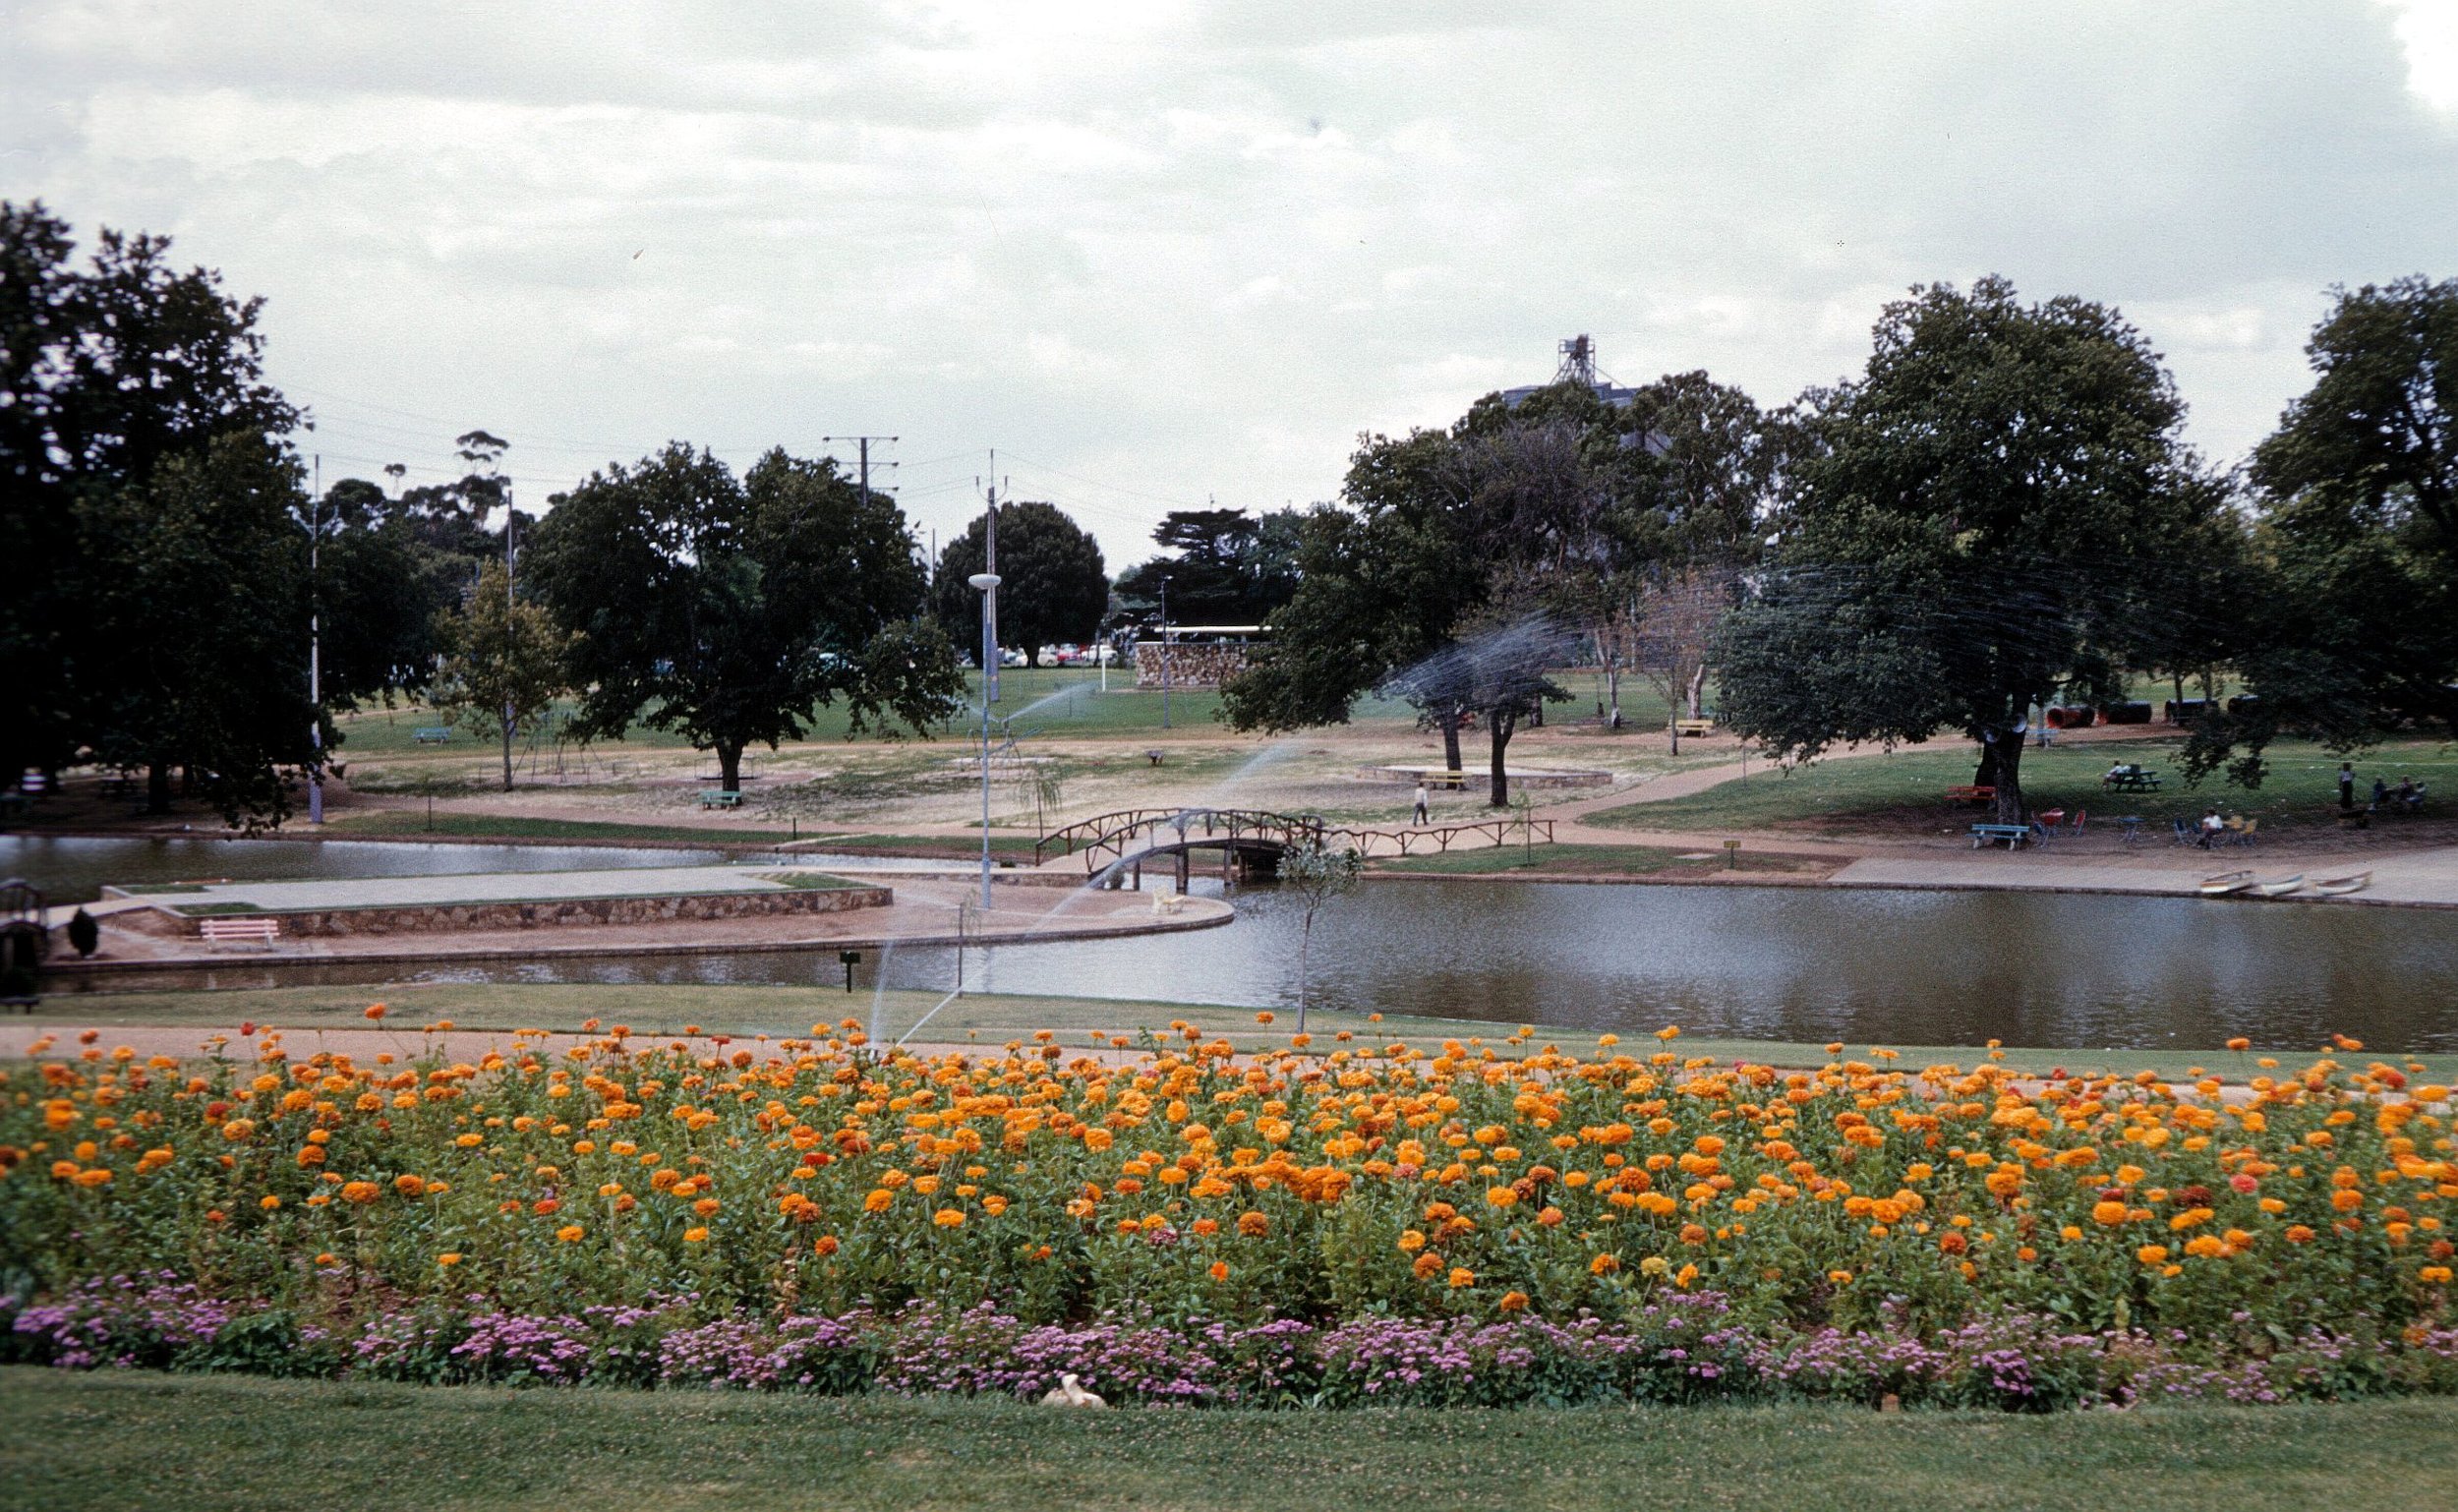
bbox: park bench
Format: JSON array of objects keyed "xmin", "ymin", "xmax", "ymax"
[
  {"xmin": 198, "ymin": 916, "xmax": 280, "ymax": 950},
  {"xmin": 1945, "ymin": 785, "xmax": 1996, "ymax": 806},
  {"xmin": 1670, "ymin": 718, "xmax": 1716, "ymax": 738},
  {"xmin": 1969, "ymin": 823, "xmax": 2031, "ymax": 849},
  {"xmin": 1142, "ymin": 749, "xmax": 1166, "ymax": 767},
  {"xmin": 413, "ymin": 727, "xmax": 452, "ymax": 744},
  {"xmin": 698, "ymin": 789, "xmax": 743, "ymax": 810},
  {"xmin": 1426, "ymin": 770, "xmax": 1469, "ymax": 790}
]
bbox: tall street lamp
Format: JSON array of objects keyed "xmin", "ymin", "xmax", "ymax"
[
  {"xmin": 1157, "ymin": 573, "xmax": 1171, "ymax": 731},
  {"xmin": 968, "ymin": 571, "xmax": 1002, "ymax": 912}
]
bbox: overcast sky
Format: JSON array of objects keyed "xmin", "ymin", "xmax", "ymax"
[{"xmin": 6, "ymin": 1, "xmax": 2456, "ymax": 566}]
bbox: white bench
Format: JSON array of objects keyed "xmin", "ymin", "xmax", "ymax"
[{"xmin": 198, "ymin": 917, "xmax": 280, "ymax": 949}]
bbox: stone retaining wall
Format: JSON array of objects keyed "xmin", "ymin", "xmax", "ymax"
[{"xmin": 118, "ymin": 885, "xmax": 895, "ymax": 940}]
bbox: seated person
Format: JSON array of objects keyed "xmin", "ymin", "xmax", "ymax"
[
  {"xmin": 2373, "ymin": 778, "xmax": 2392, "ymax": 808},
  {"xmin": 2104, "ymin": 762, "xmax": 2136, "ymax": 782},
  {"xmin": 2198, "ymin": 808, "xmax": 2225, "ymax": 845}
]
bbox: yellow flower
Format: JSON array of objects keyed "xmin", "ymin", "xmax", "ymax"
[
  {"xmin": 933, "ymin": 1208, "xmax": 966, "ymax": 1228},
  {"xmin": 438, "ymin": 1253, "xmax": 463, "ymax": 1266},
  {"xmin": 2136, "ymin": 1244, "xmax": 2169, "ymax": 1265},
  {"xmin": 684, "ymin": 1227, "xmax": 711, "ymax": 1243}
]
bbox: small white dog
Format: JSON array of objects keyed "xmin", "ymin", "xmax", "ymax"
[{"xmin": 1039, "ymin": 1371, "xmax": 1106, "ymax": 1407}]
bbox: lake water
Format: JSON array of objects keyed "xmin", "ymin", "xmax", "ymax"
[{"xmin": 16, "ymin": 837, "xmax": 2456, "ymax": 1051}]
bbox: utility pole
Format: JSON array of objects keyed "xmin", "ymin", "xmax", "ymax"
[
  {"xmin": 821, "ymin": 435, "xmax": 899, "ymax": 508},
  {"xmin": 308, "ymin": 454, "xmax": 323, "ymax": 825}
]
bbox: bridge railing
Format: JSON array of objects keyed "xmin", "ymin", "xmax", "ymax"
[
  {"xmin": 1052, "ymin": 809, "xmax": 1326, "ymax": 870},
  {"xmin": 1327, "ymin": 818, "xmax": 1553, "ymax": 857}
]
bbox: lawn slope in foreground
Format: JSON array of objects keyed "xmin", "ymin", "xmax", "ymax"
[{"xmin": 4, "ymin": 1367, "xmax": 2455, "ymax": 1512}]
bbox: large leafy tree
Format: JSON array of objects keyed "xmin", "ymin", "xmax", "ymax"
[
  {"xmin": 1223, "ymin": 426, "xmax": 1572, "ymax": 804},
  {"xmin": 75, "ymin": 435, "xmax": 318, "ymax": 818},
  {"xmin": 931, "ymin": 500, "xmax": 1108, "ymax": 665},
  {"xmin": 0, "ymin": 201, "xmax": 318, "ymax": 819},
  {"xmin": 527, "ymin": 443, "xmax": 963, "ymax": 792},
  {"xmin": 1718, "ymin": 276, "xmax": 2226, "ymax": 824},
  {"xmin": 2184, "ymin": 276, "xmax": 2458, "ymax": 783},
  {"xmin": 1113, "ymin": 506, "xmax": 1306, "ymax": 625}
]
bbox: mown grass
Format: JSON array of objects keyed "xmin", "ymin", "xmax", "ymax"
[
  {"xmin": 1588, "ymin": 737, "xmax": 2458, "ymax": 836},
  {"xmin": 27, "ymin": 982, "xmax": 2458, "ymax": 1082},
  {"xmin": 4, "ymin": 1367, "xmax": 2454, "ymax": 1512},
  {"xmin": 1374, "ymin": 842, "xmax": 1816, "ymax": 878},
  {"xmin": 322, "ymin": 810, "xmax": 794, "ymax": 844}
]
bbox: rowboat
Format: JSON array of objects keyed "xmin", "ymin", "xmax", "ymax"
[
  {"xmin": 2198, "ymin": 870, "xmax": 2253, "ymax": 898},
  {"xmin": 2253, "ymin": 874, "xmax": 2307, "ymax": 899},
  {"xmin": 2314, "ymin": 871, "xmax": 2372, "ymax": 897}
]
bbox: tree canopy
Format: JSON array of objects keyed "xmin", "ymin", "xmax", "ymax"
[
  {"xmin": 0, "ymin": 200, "xmax": 322, "ymax": 821},
  {"xmin": 932, "ymin": 500, "xmax": 1108, "ymax": 666},
  {"xmin": 526, "ymin": 443, "xmax": 963, "ymax": 790},
  {"xmin": 1112, "ymin": 506, "xmax": 1305, "ymax": 626},
  {"xmin": 2184, "ymin": 275, "xmax": 2458, "ymax": 784},
  {"xmin": 1717, "ymin": 276, "xmax": 2225, "ymax": 823}
]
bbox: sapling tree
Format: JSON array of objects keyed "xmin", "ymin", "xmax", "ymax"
[{"xmin": 1278, "ymin": 837, "xmax": 1363, "ymax": 1033}]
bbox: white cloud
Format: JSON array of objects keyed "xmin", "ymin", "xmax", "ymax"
[
  {"xmin": 2383, "ymin": 0, "xmax": 2458, "ymax": 112},
  {"xmin": 5, "ymin": 1, "xmax": 2454, "ymax": 563}
]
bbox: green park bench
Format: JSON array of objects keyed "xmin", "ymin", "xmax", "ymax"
[
  {"xmin": 413, "ymin": 727, "xmax": 452, "ymax": 744},
  {"xmin": 698, "ymin": 789, "xmax": 743, "ymax": 810}
]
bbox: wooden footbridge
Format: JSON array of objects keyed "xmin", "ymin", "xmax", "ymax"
[{"xmin": 1034, "ymin": 808, "xmax": 1556, "ymax": 889}]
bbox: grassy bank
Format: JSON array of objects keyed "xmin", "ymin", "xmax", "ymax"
[
  {"xmin": 23, "ymin": 981, "xmax": 2457, "ymax": 1081},
  {"xmin": 1588, "ymin": 737, "xmax": 2458, "ymax": 836},
  {"xmin": 1373, "ymin": 841, "xmax": 1821, "ymax": 878},
  {"xmin": 4, "ymin": 1367, "xmax": 2453, "ymax": 1512}
]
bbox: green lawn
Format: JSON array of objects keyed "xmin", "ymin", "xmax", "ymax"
[
  {"xmin": 1588, "ymin": 736, "xmax": 2458, "ymax": 836},
  {"xmin": 321, "ymin": 810, "xmax": 796, "ymax": 844},
  {"xmin": 1374, "ymin": 842, "xmax": 1817, "ymax": 878},
  {"xmin": 4, "ymin": 1367, "xmax": 2453, "ymax": 1512},
  {"xmin": 31, "ymin": 982, "xmax": 2456, "ymax": 1081}
]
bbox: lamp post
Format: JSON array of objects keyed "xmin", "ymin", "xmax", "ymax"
[
  {"xmin": 968, "ymin": 571, "xmax": 1002, "ymax": 912},
  {"xmin": 1157, "ymin": 573, "xmax": 1171, "ymax": 731},
  {"xmin": 307, "ymin": 458, "xmax": 323, "ymax": 825}
]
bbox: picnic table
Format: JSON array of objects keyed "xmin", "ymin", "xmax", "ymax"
[
  {"xmin": 2117, "ymin": 815, "xmax": 2146, "ymax": 843},
  {"xmin": 1945, "ymin": 785, "xmax": 1996, "ymax": 806},
  {"xmin": 414, "ymin": 727, "xmax": 452, "ymax": 745},
  {"xmin": 1970, "ymin": 823, "xmax": 2032, "ymax": 849},
  {"xmin": 698, "ymin": 789, "xmax": 743, "ymax": 810},
  {"xmin": 2101, "ymin": 767, "xmax": 2162, "ymax": 793}
]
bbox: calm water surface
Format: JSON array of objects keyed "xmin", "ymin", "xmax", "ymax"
[{"xmin": 21, "ymin": 837, "xmax": 2456, "ymax": 1051}]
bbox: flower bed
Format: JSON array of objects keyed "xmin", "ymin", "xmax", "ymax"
[{"xmin": 1, "ymin": 1018, "xmax": 2452, "ymax": 1408}]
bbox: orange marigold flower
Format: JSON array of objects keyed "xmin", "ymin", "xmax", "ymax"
[
  {"xmin": 2092, "ymin": 1200, "xmax": 2130, "ymax": 1226},
  {"xmin": 933, "ymin": 1208, "xmax": 966, "ymax": 1228},
  {"xmin": 438, "ymin": 1253, "xmax": 463, "ymax": 1267},
  {"xmin": 2286, "ymin": 1225, "xmax": 2316, "ymax": 1244},
  {"xmin": 1208, "ymin": 1261, "xmax": 1229, "ymax": 1283},
  {"xmin": 684, "ymin": 1227, "xmax": 710, "ymax": 1243},
  {"xmin": 556, "ymin": 1224, "xmax": 585, "ymax": 1243},
  {"xmin": 1446, "ymin": 1266, "xmax": 1475, "ymax": 1288},
  {"xmin": 1238, "ymin": 1210, "xmax": 1269, "ymax": 1237},
  {"xmin": 340, "ymin": 1181, "xmax": 381, "ymax": 1204},
  {"xmin": 1498, "ymin": 1291, "xmax": 1530, "ymax": 1312},
  {"xmin": 1590, "ymin": 1253, "xmax": 1620, "ymax": 1275},
  {"xmin": 364, "ymin": 1005, "xmax": 386, "ymax": 1021},
  {"xmin": 863, "ymin": 1189, "xmax": 894, "ymax": 1213},
  {"xmin": 2136, "ymin": 1244, "xmax": 2170, "ymax": 1265}
]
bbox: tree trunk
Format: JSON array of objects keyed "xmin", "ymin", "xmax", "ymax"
[
  {"xmin": 1297, "ymin": 913, "xmax": 1313, "ymax": 1034},
  {"xmin": 1686, "ymin": 665, "xmax": 1708, "ymax": 719},
  {"xmin": 1987, "ymin": 729, "xmax": 2025, "ymax": 826},
  {"xmin": 1667, "ymin": 716, "xmax": 1681, "ymax": 756},
  {"xmin": 1437, "ymin": 711, "xmax": 1464, "ymax": 774},
  {"xmin": 499, "ymin": 711, "xmax": 515, "ymax": 792},
  {"xmin": 1605, "ymin": 662, "xmax": 1621, "ymax": 727},
  {"xmin": 718, "ymin": 742, "xmax": 743, "ymax": 794},
  {"xmin": 1488, "ymin": 712, "xmax": 1516, "ymax": 808},
  {"xmin": 146, "ymin": 760, "xmax": 171, "ymax": 815}
]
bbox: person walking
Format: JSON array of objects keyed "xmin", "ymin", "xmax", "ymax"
[
  {"xmin": 1412, "ymin": 781, "xmax": 1430, "ymax": 827},
  {"xmin": 2339, "ymin": 762, "xmax": 2356, "ymax": 811}
]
